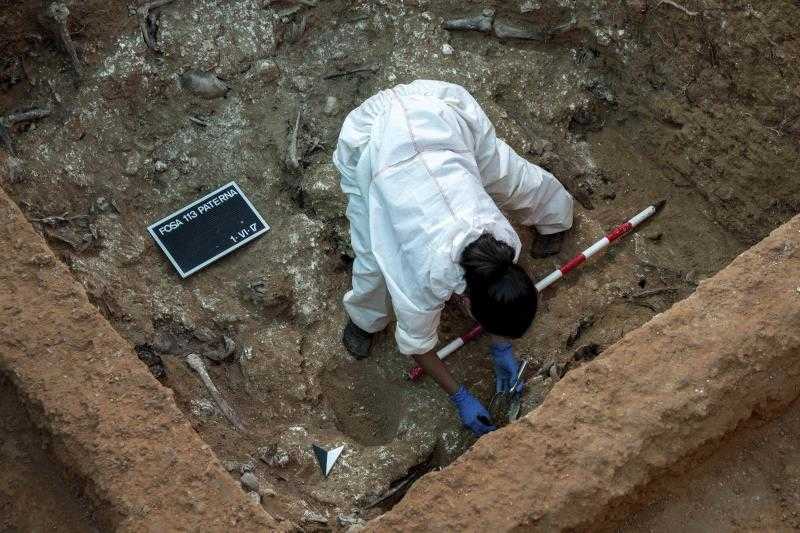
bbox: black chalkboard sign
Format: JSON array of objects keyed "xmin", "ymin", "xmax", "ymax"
[{"xmin": 147, "ymin": 181, "xmax": 269, "ymax": 278}]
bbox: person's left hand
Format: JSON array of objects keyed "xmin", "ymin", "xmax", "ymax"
[{"xmin": 491, "ymin": 341, "xmax": 524, "ymax": 394}]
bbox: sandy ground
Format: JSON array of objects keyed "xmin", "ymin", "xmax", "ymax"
[
  {"xmin": 375, "ymin": 387, "xmax": 800, "ymax": 531},
  {"xmin": 1, "ymin": 0, "xmax": 799, "ymax": 527},
  {"xmin": 0, "ymin": 377, "xmax": 97, "ymax": 532},
  {"xmin": 620, "ymin": 398, "xmax": 800, "ymax": 532}
]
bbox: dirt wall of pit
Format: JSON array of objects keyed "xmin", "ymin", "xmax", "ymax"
[
  {"xmin": 369, "ymin": 213, "xmax": 800, "ymax": 532},
  {"xmin": 0, "ymin": 187, "xmax": 282, "ymax": 531}
]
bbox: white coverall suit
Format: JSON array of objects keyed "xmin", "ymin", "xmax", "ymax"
[{"xmin": 332, "ymin": 80, "xmax": 573, "ymax": 356}]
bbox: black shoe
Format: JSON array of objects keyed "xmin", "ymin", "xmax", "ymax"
[
  {"xmin": 531, "ymin": 231, "xmax": 566, "ymax": 258},
  {"xmin": 342, "ymin": 319, "xmax": 374, "ymax": 359}
]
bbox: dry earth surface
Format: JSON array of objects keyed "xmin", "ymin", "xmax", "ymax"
[
  {"xmin": 619, "ymin": 397, "xmax": 800, "ymax": 532},
  {"xmin": 1, "ymin": 0, "xmax": 799, "ymax": 528}
]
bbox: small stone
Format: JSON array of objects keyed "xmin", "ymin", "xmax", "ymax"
[
  {"xmin": 179, "ymin": 70, "xmax": 230, "ymax": 99},
  {"xmin": 190, "ymin": 398, "xmax": 217, "ymax": 419},
  {"xmin": 95, "ymin": 196, "xmax": 111, "ymax": 212},
  {"xmin": 258, "ymin": 445, "xmax": 290, "ymax": 467},
  {"xmin": 292, "ymin": 75, "xmax": 312, "ymax": 93},
  {"xmin": 301, "ymin": 510, "xmax": 328, "ymax": 525},
  {"xmin": 323, "ymin": 96, "xmax": 339, "ymax": 116},
  {"xmin": 250, "ymin": 59, "xmax": 281, "ymax": 83},
  {"xmin": 259, "ymin": 486, "xmax": 277, "ymax": 498},
  {"xmin": 154, "ymin": 160, "xmax": 167, "ymax": 173},
  {"xmin": 645, "ymin": 231, "xmax": 663, "ymax": 242},
  {"xmin": 122, "ymin": 153, "xmax": 141, "ymax": 176},
  {"xmin": 222, "ymin": 457, "xmax": 256, "ymax": 473},
  {"xmin": 540, "ymin": 151, "xmax": 560, "ymax": 165},
  {"xmin": 520, "ymin": 0, "xmax": 541, "ymax": 13},
  {"xmin": 247, "ymin": 491, "xmax": 261, "ymax": 505},
  {"xmin": 530, "ymin": 139, "xmax": 553, "ymax": 156},
  {"xmin": 549, "ymin": 363, "xmax": 560, "ymax": 379},
  {"xmin": 337, "ymin": 515, "xmax": 365, "ymax": 527},
  {"xmin": 441, "ymin": 43, "xmax": 454, "ymax": 55},
  {"xmin": 240, "ymin": 472, "xmax": 259, "ymax": 492}
]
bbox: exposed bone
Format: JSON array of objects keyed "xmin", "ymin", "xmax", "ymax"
[
  {"xmin": 179, "ymin": 70, "xmax": 230, "ymax": 99},
  {"xmin": 322, "ymin": 64, "xmax": 378, "ymax": 80},
  {"xmin": 237, "ymin": 345, "xmax": 254, "ymax": 396},
  {"xmin": 28, "ymin": 212, "xmax": 89, "ymax": 225},
  {"xmin": 285, "ymin": 108, "xmax": 301, "ymax": 171},
  {"xmin": 135, "ymin": 0, "xmax": 176, "ymax": 52},
  {"xmin": 442, "ymin": 8, "xmax": 495, "ymax": 33},
  {"xmin": 443, "ymin": 9, "xmax": 575, "ymax": 41},
  {"xmin": 188, "ymin": 115, "xmax": 209, "ymax": 127},
  {"xmin": 185, "ymin": 353, "xmax": 245, "ymax": 431},
  {"xmin": 277, "ymin": 5, "xmax": 303, "ymax": 18},
  {"xmin": 206, "ymin": 334, "xmax": 236, "ymax": 362},
  {"xmin": 46, "ymin": 3, "xmax": 81, "ymax": 78},
  {"xmin": 657, "ymin": 0, "xmax": 698, "ymax": 16},
  {"xmin": 0, "ymin": 106, "xmax": 52, "ymax": 155},
  {"xmin": 492, "ymin": 21, "xmax": 546, "ymax": 41}
]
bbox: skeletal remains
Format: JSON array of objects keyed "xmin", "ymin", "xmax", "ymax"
[
  {"xmin": 179, "ymin": 70, "xmax": 230, "ymax": 99},
  {"xmin": 443, "ymin": 9, "xmax": 575, "ymax": 41},
  {"xmin": 0, "ymin": 106, "xmax": 52, "ymax": 155},
  {"xmin": 185, "ymin": 353, "xmax": 245, "ymax": 431},
  {"xmin": 46, "ymin": 3, "xmax": 82, "ymax": 78},
  {"xmin": 285, "ymin": 108, "xmax": 301, "ymax": 171},
  {"xmin": 133, "ymin": 0, "xmax": 176, "ymax": 52}
]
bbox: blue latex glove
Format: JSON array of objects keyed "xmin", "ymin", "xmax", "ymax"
[
  {"xmin": 491, "ymin": 341, "xmax": 525, "ymax": 394},
  {"xmin": 450, "ymin": 385, "xmax": 496, "ymax": 436}
]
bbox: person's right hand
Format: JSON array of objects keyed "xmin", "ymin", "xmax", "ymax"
[{"xmin": 450, "ymin": 385, "xmax": 496, "ymax": 436}]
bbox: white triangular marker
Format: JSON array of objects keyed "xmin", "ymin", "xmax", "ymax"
[
  {"xmin": 312, "ymin": 444, "xmax": 344, "ymax": 477},
  {"xmin": 326, "ymin": 445, "xmax": 344, "ymax": 475}
]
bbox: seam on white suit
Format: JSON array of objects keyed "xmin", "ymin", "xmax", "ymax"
[
  {"xmin": 372, "ymin": 148, "xmax": 473, "ymax": 181},
  {"xmin": 390, "ymin": 89, "xmax": 458, "ymax": 219}
]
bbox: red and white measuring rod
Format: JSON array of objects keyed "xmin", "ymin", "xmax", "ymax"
[{"xmin": 408, "ymin": 200, "xmax": 665, "ymax": 381}]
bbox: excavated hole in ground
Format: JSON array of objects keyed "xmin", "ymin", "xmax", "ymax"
[{"xmin": 2, "ymin": 0, "xmax": 799, "ymax": 528}]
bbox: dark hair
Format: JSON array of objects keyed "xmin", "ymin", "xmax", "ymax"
[{"xmin": 460, "ymin": 233, "xmax": 537, "ymax": 338}]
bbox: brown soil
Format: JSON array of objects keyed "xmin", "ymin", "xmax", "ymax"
[
  {"xmin": 0, "ymin": 188, "xmax": 279, "ymax": 530},
  {"xmin": 0, "ymin": 376, "xmax": 98, "ymax": 532},
  {"xmin": 1, "ymin": 0, "xmax": 799, "ymax": 528},
  {"xmin": 619, "ymin": 396, "xmax": 800, "ymax": 532}
]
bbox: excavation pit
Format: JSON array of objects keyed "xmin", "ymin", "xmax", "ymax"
[{"xmin": 1, "ymin": 0, "xmax": 799, "ymax": 530}]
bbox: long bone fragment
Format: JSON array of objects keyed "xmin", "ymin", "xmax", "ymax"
[
  {"xmin": 442, "ymin": 8, "xmax": 494, "ymax": 33},
  {"xmin": 0, "ymin": 106, "xmax": 52, "ymax": 155},
  {"xmin": 493, "ymin": 22, "xmax": 547, "ymax": 41},
  {"xmin": 46, "ymin": 3, "xmax": 81, "ymax": 77},
  {"xmin": 285, "ymin": 108, "xmax": 301, "ymax": 171},
  {"xmin": 135, "ymin": 0, "xmax": 176, "ymax": 52},
  {"xmin": 185, "ymin": 353, "xmax": 245, "ymax": 431},
  {"xmin": 443, "ymin": 9, "xmax": 576, "ymax": 41}
]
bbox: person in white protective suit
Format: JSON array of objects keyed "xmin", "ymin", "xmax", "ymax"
[{"xmin": 332, "ymin": 80, "xmax": 573, "ymax": 436}]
